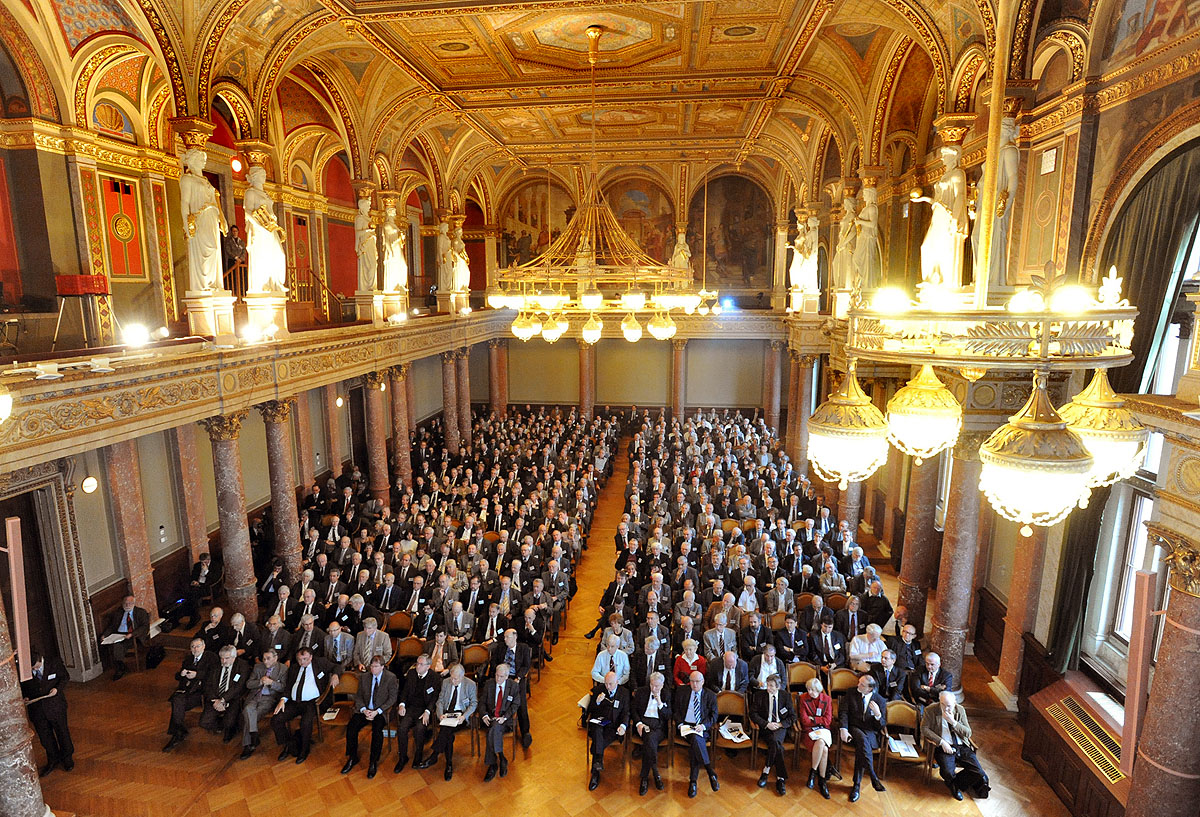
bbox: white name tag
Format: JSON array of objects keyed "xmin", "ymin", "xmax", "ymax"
[
  {"xmin": 317, "ymin": 672, "xmax": 325, "ymax": 679},
  {"xmin": 613, "ymin": 700, "xmax": 620, "ymax": 709},
  {"xmin": 47, "ymin": 674, "xmax": 56, "ymax": 680},
  {"xmin": 234, "ymin": 674, "xmax": 241, "ymax": 682},
  {"xmin": 833, "ymin": 644, "xmax": 840, "ymax": 651},
  {"xmin": 427, "ymin": 687, "xmax": 435, "ymax": 694},
  {"xmin": 815, "ymin": 708, "xmax": 823, "ymax": 717}
]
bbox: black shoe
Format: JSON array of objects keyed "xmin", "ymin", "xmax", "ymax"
[
  {"xmin": 588, "ymin": 769, "xmax": 600, "ymax": 790},
  {"xmin": 484, "ymin": 765, "xmax": 498, "ymax": 782},
  {"xmin": 394, "ymin": 756, "xmax": 408, "ymax": 773},
  {"xmin": 443, "ymin": 763, "xmax": 453, "ymax": 781},
  {"xmin": 521, "ymin": 732, "xmax": 532, "ymax": 749},
  {"xmin": 544, "ymin": 654, "xmax": 553, "ymax": 662},
  {"xmin": 551, "ymin": 634, "xmax": 559, "ymax": 645},
  {"xmin": 414, "ymin": 756, "xmax": 437, "ymax": 770},
  {"xmin": 951, "ymin": 787, "xmax": 964, "ymax": 801},
  {"xmin": 342, "ymin": 758, "xmax": 358, "ymax": 775},
  {"xmin": 818, "ymin": 778, "xmax": 830, "ymax": 799},
  {"xmin": 367, "ymin": 763, "xmax": 377, "ymax": 779},
  {"xmin": 295, "ymin": 751, "xmax": 308, "ymax": 764},
  {"xmin": 871, "ymin": 778, "xmax": 886, "ymax": 792},
  {"xmin": 776, "ymin": 780, "xmax": 787, "ymax": 796},
  {"xmin": 708, "ymin": 771, "xmax": 719, "ymax": 792},
  {"xmin": 223, "ymin": 730, "xmax": 236, "ymax": 744},
  {"xmin": 639, "ymin": 778, "xmax": 649, "ymax": 795},
  {"xmin": 499, "ymin": 755, "xmax": 508, "ymax": 777},
  {"xmin": 849, "ymin": 787, "xmax": 860, "ymax": 803},
  {"xmin": 38, "ymin": 764, "xmax": 55, "ymax": 777},
  {"xmin": 112, "ymin": 663, "xmax": 126, "ymax": 681},
  {"xmin": 252, "ymin": 733, "xmax": 260, "ymax": 748},
  {"xmin": 240, "ymin": 746, "xmax": 254, "ymax": 760},
  {"xmin": 653, "ymin": 771, "xmax": 664, "ymax": 790},
  {"xmin": 584, "ymin": 630, "xmax": 596, "ymax": 639},
  {"xmin": 163, "ymin": 735, "xmax": 182, "ymax": 752},
  {"xmin": 757, "ymin": 772, "xmax": 769, "ymax": 788},
  {"xmin": 687, "ymin": 780, "xmax": 697, "ymax": 798},
  {"xmin": 61, "ymin": 759, "xmax": 74, "ymax": 772},
  {"xmin": 808, "ymin": 770, "xmax": 817, "ymax": 789},
  {"xmin": 278, "ymin": 747, "xmax": 291, "ymax": 761}
]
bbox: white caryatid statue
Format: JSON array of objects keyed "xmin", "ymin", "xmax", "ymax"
[
  {"xmin": 243, "ymin": 166, "xmax": 287, "ymax": 293},
  {"xmin": 435, "ymin": 221, "xmax": 453, "ymax": 292},
  {"xmin": 970, "ymin": 117, "xmax": 1020, "ymax": 283},
  {"xmin": 178, "ymin": 148, "xmax": 227, "ymax": 292},
  {"xmin": 833, "ymin": 195, "xmax": 857, "ymax": 289},
  {"xmin": 451, "ymin": 224, "xmax": 471, "ymax": 291},
  {"xmin": 380, "ymin": 205, "xmax": 408, "ymax": 292},
  {"xmin": 355, "ymin": 198, "xmax": 378, "ymax": 292},
  {"xmin": 669, "ymin": 230, "xmax": 692, "ymax": 270},
  {"xmin": 788, "ymin": 216, "xmax": 820, "ymax": 294},
  {"xmin": 853, "ymin": 186, "xmax": 882, "ymax": 290},
  {"xmin": 912, "ymin": 145, "xmax": 968, "ymax": 288}
]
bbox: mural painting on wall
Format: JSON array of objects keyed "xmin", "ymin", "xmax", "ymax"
[
  {"xmin": 499, "ymin": 181, "xmax": 574, "ymax": 267},
  {"xmin": 686, "ymin": 176, "xmax": 773, "ymax": 290},
  {"xmin": 602, "ymin": 178, "xmax": 675, "ymax": 262},
  {"xmin": 1102, "ymin": 0, "xmax": 1200, "ymax": 67}
]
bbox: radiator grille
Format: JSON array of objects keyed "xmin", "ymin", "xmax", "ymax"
[
  {"xmin": 1046, "ymin": 700, "xmax": 1125, "ymax": 784},
  {"xmin": 1061, "ymin": 695, "xmax": 1123, "ymax": 759}
]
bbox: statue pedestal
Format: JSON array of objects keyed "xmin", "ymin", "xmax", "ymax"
[
  {"xmin": 243, "ymin": 292, "xmax": 289, "ymax": 340},
  {"xmin": 436, "ymin": 290, "xmax": 469, "ymax": 315},
  {"xmin": 382, "ymin": 291, "xmax": 409, "ymax": 323},
  {"xmin": 183, "ymin": 290, "xmax": 237, "ymax": 346},
  {"xmin": 354, "ymin": 290, "xmax": 385, "ymax": 325},
  {"xmin": 832, "ymin": 289, "xmax": 853, "ymax": 319},
  {"xmin": 789, "ymin": 288, "xmax": 821, "ymax": 314}
]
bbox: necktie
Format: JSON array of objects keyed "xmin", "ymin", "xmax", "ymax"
[
  {"xmin": 219, "ymin": 666, "xmax": 230, "ymax": 695},
  {"xmin": 494, "ymin": 683, "xmax": 504, "ymax": 716},
  {"xmin": 488, "ymin": 619, "xmax": 497, "ymax": 639},
  {"xmin": 293, "ymin": 666, "xmax": 307, "ymax": 700},
  {"xmin": 327, "ymin": 585, "xmax": 336, "ymax": 603},
  {"xmin": 383, "ymin": 588, "xmax": 391, "ymax": 607},
  {"xmin": 334, "ymin": 639, "xmax": 343, "ymax": 662},
  {"xmin": 689, "ymin": 692, "xmax": 700, "ymax": 723},
  {"xmin": 825, "ymin": 635, "xmax": 832, "ymax": 659},
  {"xmin": 724, "ymin": 670, "xmax": 732, "ymax": 690},
  {"xmin": 770, "ymin": 693, "xmax": 777, "ymax": 723},
  {"xmin": 851, "ymin": 613, "xmax": 857, "ymax": 634},
  {"xmin": 449, "ymin": 684, "xmax": 459, "ymax": 712},
  {"xmin": 648, "ymin": 656, "xmax": 654, "ymax": 677},
  {"xmin": 122, "ymin": 611, "xmax": 132, "ymax": 632},
  {"xmin": 35, "ymin": 668, "xmax": 41, "ymax": 680},
  {"xmin": 376, "ymin": 566, "xmax": 383, "ymax": 583},
  {"xmin": 409, "ymin": 593, "xmax": 419, "ymax": 612},
  {"xmin": 609, "ymin": 655, "xmax": 616, "ymax": 673},
  {"xmin": 369, "ymin": 676, "xmax": 378, "ymax": 710}
]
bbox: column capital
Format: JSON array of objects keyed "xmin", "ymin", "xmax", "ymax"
[
  {"xmin": 953, "ymin": 429, "xmax": 992, "ymax": 460},
  {"xmin": 768, "ymin": 340, "xmax": 785, "ymax": 352},
  {"xmin": 168, "ymin": 116, "xmax": 214, "ymax": 151},
  {"xmin": 365, "ymin": 370, "xmax": 387, "ymax": 390},
  {"xmin": 1148, "ymin": 522, "xmax": 1200, "ymax": 597},
  {"xmin": 672, "ymin": 338, "xmax": 689, "ymax": 351},
  {"xmin": 455, "ymin": 347, "xmax": 470, "ymax": 360},
  {"xmin": 390, "ymin": 362, "xmax": 410, "ymax": 380},
  {"xmin": 488, "ymin": 338, "xmax": 508, "ymax": 350},
  {"xmin": 256, "ymin": 398, "xmax": 294, "ymax": 424},
  {"xmin": 798, "ymin": 353, "xmax": 819, "ymax": 366},
  {"xmin": 441, "ymin": 350, "xmax": 457, "ymax": 363},
  {"xmin": 199, "ymin": 410, "xmax": 247, "ymax": 441}
]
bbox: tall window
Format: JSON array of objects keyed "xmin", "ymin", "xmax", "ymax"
[{"xmin": 1112, "ymin": 493, "xmax": 1154, "ymax": 640}]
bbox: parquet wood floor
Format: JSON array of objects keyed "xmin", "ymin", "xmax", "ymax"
[{"xmin": 38, "ymin": 440, "xmax": 1070, "ymax": 817}]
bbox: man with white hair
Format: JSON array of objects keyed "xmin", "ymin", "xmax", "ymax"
[
  {"xmin": 590, "ymin": 634, "xmax": 631, "ymax": 687},
  {"xmin": 848, "ymin": 623, "xmax": 887, "ymax": 672},
  {"xmin": 586, "ymin": 671, "xmax": 629, "ymax": 790},
  {"xmin": 921, "ymin": 690, "xmax": 990, "ymax": 800}
]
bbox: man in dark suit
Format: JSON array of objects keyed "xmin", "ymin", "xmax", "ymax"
[
  {"xmin": 674, "ymin": 670, "xmax": 719, "ymax": 797},
  {"xmin": 479, "ymin": 663, "xmax": 521, "ymax": 781},
  {"xmin": 871, "ymin": 650, "xmax": 907, "ymax": 702},
  {"xmin": 182, "ymin": 552, "xmax": 220, "ymax": 627},
  {"xmin": 475, "ymin": 603, "xmax": 508, "ymax": 645},
  {"xmin": 199, "ymin": 645, "xmax": 249, "ymax": 741},
  {"xmin": 889, "ymin": 623, "xmax": 924, "ymax": 674},
  {"xmin": 342, "ymin": 656, "xmax": 399, "ymax": 778},
  {"xmin": 812, "ymin": 619, "xmax": 847, "ymax": 681},
  {"xmin": 738, "ymin": 611, "xmax": 771, "ymax": 661},
  {"xmin": 773, "ymin": 614, "xmax": 809, "ymax": 664},
  {"xmin": 907, "ymin": 652, "xmax": 952, "ymax": 708},
  {"xmin": 630, "ymin": 636, "xmax": 670, "ymax": 691},
  {"xmin": 271, "ymin": 647, "xmax": 339, "ymax": 763},
  {"xmin": 585, "ymin": 570, "xmax": 632, "ymax": 638},
  {"xmin": 835, "ymin": 596, "xmax": 868, "ymax": 642},
  {"xmin": 586, "ymin": 671, "xmax": 630, "ymax": 790},
  {"xmin": 706, "ymin": 650, "xmax": 749, "ymax": 693},
  {"xmin": 630, "ymin": 671, "xmax": 671, "ymax": 794},
  {"xmin": 749, "ymin": 673, "xmax": 795, "ymax": 795},
  {"xmin": 101, "ymin": 594, "xmax": 150, "ymax": 680},
  {"xmin": 393, "ymin": 653, "xmax": 441, "ymax": 772},
  {"xmin": 20, "ymin": 650, "xmax": 74, "ymax": 775},
  {"xmin": 163, "ymin": 638, "xmax": 216, "ymax": 751},
  {"xmin": 839, "ymin": 674, "xmax": 888, "ymax": 802},
  {"xmin": 198, "ymin": 607, "xmax": 232, "ymax": 653},
  {"xmin": 489, "ymin": 629, "xmax": 532, "ymax": 747}
]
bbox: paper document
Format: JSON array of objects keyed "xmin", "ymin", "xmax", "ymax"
[
  {"xmin": 101, "ymin": 634, "xmax": 127, "ymax": 645},
  {"xmin": 440, "ymin": 714, "xmax": 464, "ymax": 727},
  {"xmin": 888, "ymin": 735, "xmax": 919, "ymax": 757}
]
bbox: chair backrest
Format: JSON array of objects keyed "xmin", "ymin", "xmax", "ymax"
[
  {"xmin": 484, "ymin": 531, "xmax": 501, "ymax": 544},
  {"xmin": 796, "ymin": 592, "xmax": 814, "ymax": 610},
  {"xmin": 741, "ymin": 518, "xmax": 759, "ymax": 532},
  {"xmin": 721, "ymin": 519, "xmax": 740, "ymax": 534},
  {"xmin": 716, "ymin": 690, "xmax": 746, "ymax": 717},
  {"xmin": 825, "ymin": 592, "xmax": 849, "ymax": 611},
  {"xmin": 462, "ymin": 643, "xmax": 490, "ymax": 667},
  {"xmin": 769, "ymin": 610, "xmax": 787, "ymax": 630},
  {"xmin": 886, "ymin": 700, "xmax": 919, "ymax": 732},
  {"xmin": 386, "ymin": 610, "xmax": 412, "ymax": 634},
  {"xmin": 397, "ymin": 636, "xmax": 425, "ymax": 657},
  {"xmin": 787, "ymin": 661, "xmax": 818, "ymax": 688},
  {"xmin": 830, "ymin": 667, "xmax": 859, "ymax": 695},
  {"xmin": 335, "ymin": 671, "xmax": 360, "ymax": 700}
]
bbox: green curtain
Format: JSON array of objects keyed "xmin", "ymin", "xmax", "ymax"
[{"xmin": 1045, "ymin": 139, "xmax": 1200, "ymax": 674}]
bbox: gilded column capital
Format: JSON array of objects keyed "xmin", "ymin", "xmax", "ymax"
[
  {"xmin": 1148, "ymin": 522, "xmax": 1200, "ymax": 598},
  {"xmin": 364, "ymin": 370, "xmax": 387, "ymax": 390},
  {"xmin": 390, "ymin": 362, "xmax": 410, "ymax": 380},
  {"xmin": 441, "ymin": 351, "xmax": 456, "ymax": 363},
  {"xmin": 199, "ymin": 410, "xmax": 247, "ymax": 441},
  {"xmin": 256, "ymin": 399, "xmax": 294, "ymax": 424},
  {"xmin": 953, "ymin": 429, "xmax": 993, "ymax": 461},
  {"xmin": 672, "ymin": 338, "xmax": 689, "ymax": 352},
  {"xmin": 488, "ymin": 338, "xmax": 507, "ymax": 350},
  {"xmin": 455, "ymin": 347, "xmax": 470, "ymax": 360},
  {"xmin": 769, "ymin": 340, "xmax": 786, "ymax": 352}
]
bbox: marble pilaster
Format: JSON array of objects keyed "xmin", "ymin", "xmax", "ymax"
[
  {"xmin": 363, "ymin": 372, "xmax": 390, "ymax": 504},
  {"xmin": 390, "ymin": 364, "xmax": 413, "ymax": 488},
  {"xmin": 898, "ymin": 456, "xmax": 941, "ymax": 636},
  {"xmin": 441, "ymin": 352, "xmax": 461, "ymax": 455},
  {"xmin": 101, "ymin": 439, "xmax": 160, "ymax": 620},
  {"xmin": 199, "ymin": 411, "xmax": 257, "ymax": 623},
  {"xmin": 257, "ymin": 399, "xmax": 303, "ymax": 579}
]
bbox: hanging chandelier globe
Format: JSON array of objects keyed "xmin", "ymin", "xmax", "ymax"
[
  {"xmin": 581, "ymin": 313, "xmax": 603, "ymax": 344},
  {"xmin": 1056, "ymin": 368, "xmax": 1149, "ymax": 487},
  {"xmin": 886, "ymin": 364, "xmax": 963, "ymax": 464},
  {"xmin": 808, "ymin": 361, "xmax": 890, "ymax": 489},
  {"xmin": 621, "ymin": 312, "xmax": 643, "ymax": 342}
]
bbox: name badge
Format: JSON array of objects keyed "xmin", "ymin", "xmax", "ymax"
[
  {"xmin": 234, "ymin": 674, "xmax": 241, "ymax": 682},
  {"xmin": 780, "ymin": 707, "xmax": 788, "ymax": 714},
  {"xmin": 427, "ymin": 687, "xmax": 435, "ymax": 694},
  {"xmin": 914, "ymin": 649, "xmax": 922, "ymax": 655},
  {"xmin": 275, "ymin": 643, "xmax": 283, "ymax": 650},
  {"xmin": 613, "ymin": 700, "xmax": 620, "ymax": 709},
  {"xmin": 47, "ymin": 674, "xmax": 57, "ymax": 680},
  {"xmin": 317, "ymin": 672, "xmax": 325, "ymax": 679},
  {"xmin": 833, "ymin": 643, "xmax": 841, "ymax": 651},
  {"xmin": 815, "ymin": 708, "xmax": 823, "ymax": 717}
]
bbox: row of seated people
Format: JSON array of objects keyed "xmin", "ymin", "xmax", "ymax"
[{"xmin": 586, "ymin": 668, "xmax": 989, "ymax": 803}]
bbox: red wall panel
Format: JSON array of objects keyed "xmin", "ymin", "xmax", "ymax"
[{"xmin": 326, "ymin": 220, "xmax": 357, "ymax": 296}]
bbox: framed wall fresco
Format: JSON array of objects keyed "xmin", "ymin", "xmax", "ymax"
[
  {"xmin": 686, "ymin": 175, "xmax": 773, "ymax": 291},
  {"xmin": 602, "ymin": 177, "xmax": 675, "ymax": 262},
  {"xmin": 498, "ymin": 179, "xmax": 574, "ymax": 267}
]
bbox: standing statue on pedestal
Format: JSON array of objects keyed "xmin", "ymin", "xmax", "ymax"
[
  {"xmin": 436, "ymin": 221, "xmax": 453, "ymax": 292},
  {"xmin": 244, "ymin": 166, "xmax": 287, "ymax": 293},
  {"xmin": 670, "ymin": 231, "xmax": 692, "ymax": 270},
  {"xmin": 788, "ymin": 215, "xmax": 820, "ymax": 294},
  {"xmin": 833, "ymin": 195, "xmax": 858, "ymax": 290},
  {"xmin": 853, "ymin": 187, "xmax": 882, "ymax": 290},
  {"xmin": 912, "ymin": 145, "xmax": 968, "ymax": 288},
  {"xmin": 178, "ymin": 149, "xmax": 227, "ymax": 292},
  {"xmin": 355, "ymin": 198, "xmax": 378, "ymax": 292},
  {"xmin": 970, "ymin": 117, "xmax": 1020, "ymax": 283},
  {"xmin": 451, "ymin": 224, "xmax": 471, "ymax": 291},
  {"xmin": 380, "ymin": 205, "xmax": 408, "ymax": 292}
]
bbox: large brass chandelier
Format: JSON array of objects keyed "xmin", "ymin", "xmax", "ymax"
[{"xmin": 486, "ymin": 25, "xmax": 715, "ymax": 343}]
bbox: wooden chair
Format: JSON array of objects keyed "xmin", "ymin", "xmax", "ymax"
[
  {"xmin": 483, "ymin": 531, "xmax": 501, "ymax": 545},
  {"xmin": 721, "ymin": 519, "xmax": 741, "ymax": 534},
  {"xmin": 626, "ymin": 715, "xmax": 673, "ymax": 768},
  {"xmin": 769, "ymin": 610, "xmax": 787, "ymax": 630},
  {"xmin": 385, "ymin": 610, "xmax": 412, "ymax": 637},
  {"xmin": 881, "ymin": 700, "xmax": 923, "ymax": 779},
  {"xmin": 796, "ymin": 592, "xmax": 814, "ymax": 611},
  {"xmin": 740, "ymin": 518, "xmax": 759, "ymax": 533},
  {"xmin": 825, "ymin": 592, "xmax": 849, "ymax": 612},
  {"xmin": 787, "ymin": 661, "xmax": 818, "ymax": 692},
  {"xmin": 462, "ymin": 643, "xmax": 491, "ymax": 683},
  {"xmin": 392, "ymin": 636, "xmax": 425, "ymax": 675},
  {"xmin": 315, "ymin": 671, "xmax": 359, "ymax": 744},
  {"xmin": 712, "ymin": 691, "xmax": 753, "ymax": 767}
]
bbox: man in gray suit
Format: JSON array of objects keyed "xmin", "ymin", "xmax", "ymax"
[
  {"xmin": 342, "ymin": 656, "xmax": 400, "ymax": 778},
  {"xmin": 240, "ymin": 648, "xmax": 286, "ymax": 759},
  {"xmin": 414, "ymin": 663, "xmax": 477, "ymax": 780},
  {"xmin": 445, "ymin": 601, "xmax": 475, "ymax": 646},
  {"xmin": 765, "ymin": 578, "xmax": 795, "ymax": 616},
  {"xmin": 702, "ymin": 613, "xmax": 737, "ymax": 663},
  {"xmin": 324, "ymin": 621, "xmax": 355, "ymax": 673},
  {"xmin": 674, "ymin": 590, "xmax": 703, "ymax": 628},
  {"xmin": 479, "ymin": 663, "xmax": 520, "ymax": 781}
]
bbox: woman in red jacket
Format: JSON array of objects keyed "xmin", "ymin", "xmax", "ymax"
[
  {"xmin": 798, "ymin": 676, "xmax": 833, "ymax": 798},
  {"xmin": 673, "ymin": 638, "xmax": 707, "ymax": 686}
]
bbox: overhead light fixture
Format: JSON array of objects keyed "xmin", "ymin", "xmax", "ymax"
[
  {"xmin": 807, "ymin": 361, "xmax": 889, "ymax": 488},
  {"xmin": 335, "ymin": 395, "xmax": 345, "ymax": 408},
  {"xmin": 1057, "ymin": 368, "xmax": 1148, "ymax": 487},
  {"xmin": 81, "ymin": 475, "xmax": 99, "ymax": 494},
  {"xmin": 886, "ymin": 365, "xmax": 962, "ymax": 464},
  {"xmin": 580, "ymin": 285, "xmax": 604, "ymax": 311},
  {"xmin": 621, "ymin": 312, "xmax": 642, "ymax": 343},
  {"xmin": 647, "ymin": 311, "xmax": 676, "ymax": 341},
  {"xmin": 620, "ymin": 289, "xmax": 647, "ymax": 312},
  {"xmin": 581, "ymin": 313, "xmax": 603, "ymax": 344}
]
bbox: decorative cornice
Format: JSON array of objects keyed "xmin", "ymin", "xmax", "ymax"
[
  {"xmin": 200, "ymin": 410, "xmax": 247, "ymax": 441},
  {"xmin": 0, "ymin": 119, "xmax": 181, "ymax": 178},
  {"xmin": 256, "ymin": 399, "xmax": 294, "ymax": 424}
]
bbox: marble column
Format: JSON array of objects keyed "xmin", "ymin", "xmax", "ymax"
[
  {"xmin": 293, "ymin": 391, "xmax": 316, "ymax": 489},
  {"xmin": 838, "ymin": 480, "xmax": 863, "ymax": 534},
  {"xmin": 497, "ymin": 339, "xmax": 510, "ymax": 417},
  {"xmin": 1126, "ymin": 528, "xmax": 1200, "ymax": 817},
  {"xmin": 883, "ymin": 447, "xmax": 906, "ymax": 565},
  {"xmin": 441, "ymin": 351, "xmax": 461, "ymax": 455},
  {"xmin": 390, "ymin": 363, "xmax": 413, "ymax": 488},
  {"xmin": 101, "ymin": 439, "xmax": 160, "ymax": 621},
  {"xmin": 455, "ymin": 348, "xmax": 471, "ymax": 447},
  {"xmin": 785, "ymin": 351, "xmax": 800, "ymax": 464},
  {"xmin": 763, "ymin": 340, "xmax": 783, "ymax": 432},
  {"xmin": 795, "ymin": 355, "xmax": 815, "ymax": 477},
  {"xmin": 404, "ymin": 369, "xmax": 417, "ymax": 432},
  {"xmin": 257, "ymin": 400, "xmax": 303, "ymax": 580},
  {"xmin": 862, "ymin": 380, "xmax": 887, "ymax": 531},
  {"xmin": 928, "ymin": 433, "xmax": 986, "ymax": 690},
  {"xmin": 0, "ymin": 587, "xmax": 47, "ymax": 817},
  {"xmin": 488, "ymin": 339, "xmax": 505, "ymax": 417},
  {"xmin": 898, "ymin": 456, "xmax": 941, "ymax": 636},
  {"xmin": 323, "ymin": 384, "xmax": 344, "ymax": 478},
  {"xmin": 578, "ymin": 340, "xmax": 595, "ymax": 420},
  {"xmin": 363, "ymin": 372, "xmax": 390, "ymax": 504},
  {"xmin": 671, "ymin": 339, "xmax": 687, "ymax": 420},
  {"xmin": 993, "ymin": 526, "xmax": 1047, "ymax": 704},
  {"xmin": 199, "ymin": 411, "xmax": 257, "ymax": 623},
  {"xmin": 169, "ymin": 424, "xmax": 209, "ymax": 564}
]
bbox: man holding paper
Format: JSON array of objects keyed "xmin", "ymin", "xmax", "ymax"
[
  {"xmin": 100, "ymin": 594, "xmax": 150, "ymax": 680},
  {"xmin": 674, "ymin": 670, "xmax": 719, "ymax": 798},
  {"xmin": 586, "ymin": 671, "xmax": 630, "ymax": 790},
  {"xmin": 415, "ymin": 663, "xmax": 476, "ymax": 780}
]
